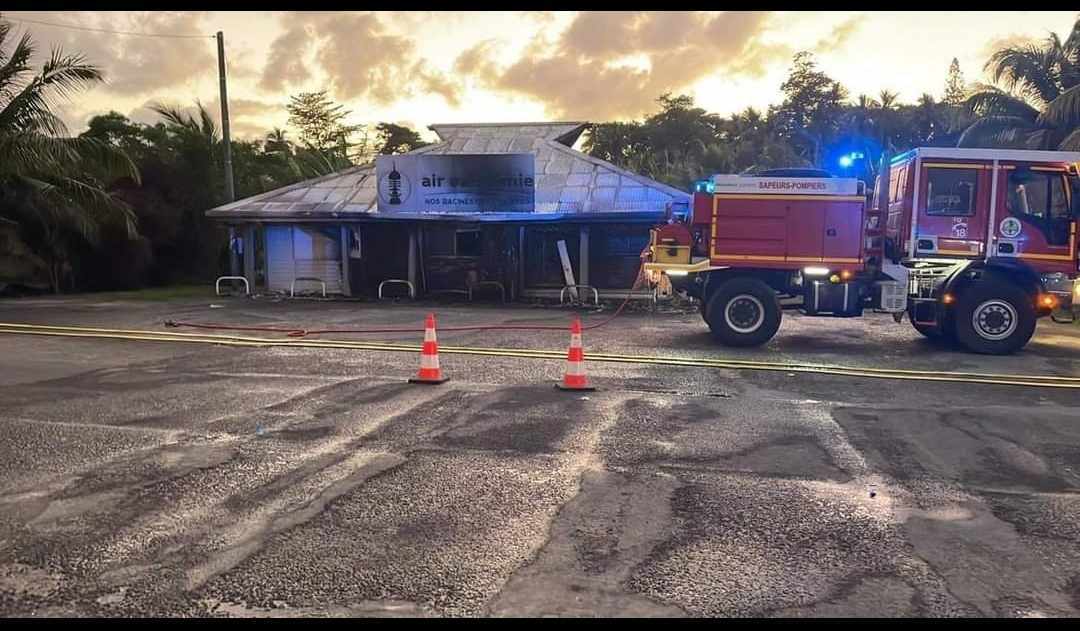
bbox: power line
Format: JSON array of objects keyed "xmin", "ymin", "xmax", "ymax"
[{"xmin": 4, "ymin": 15, "xmax": 214, "ymax": 39}]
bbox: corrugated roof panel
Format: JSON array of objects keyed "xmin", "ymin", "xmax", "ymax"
[
  {"xmin": 538, "ymin": 174, "xmax": 568, "ymax": 189},
  {"xmin": 591, "ymin": 187, "xmax": 616, "ymax": 202},
  {"xmin": 323, "ymin": 188, "xmax": 349, "ymax": 203},
  {"xmin": 301, "ymin": 188, "xmax": 332, "ymax": 203},
  {"xmin": 273, "ymin": 188, "xmax": 309, "ymax": 201},
  {"xmin": 463, "ymin": 137, "xmax": 486, "ymax": 152},
  {"xmin": 595, "ymin": 173, "xmax": 619, "ymax": 187},
  {"xmin": 486, "ymin": 136, "xmax": 513, "ymax": 152},
  {"xmin": 207, "ymin": 122, "xmax": 689, "ymax": 221},
  {"xmin": 509, "ymin": 137, "xmax": 533, "ymax": 152},
  {"xmin": 334, "ymin": 173, "xmax": 364, "ymax": 188},
  {"xmin": 545, "ymin": 155, "xmax": 573, "ymax": 174},
  {"xmin": 567, "ymin": 173, "xmax": 592, "ymax": 187},
  {"xmin": 570, "ymin": 159, "xmax": 594, "ymax": 174},
  {"xmin": 561, "ymin": 186, "xmax": 588, "ymax": 202}
]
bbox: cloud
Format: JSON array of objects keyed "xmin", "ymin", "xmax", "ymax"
[
  {"xmin": 453, "ymin": 39, "xmax": 503, "ymax": 83},
  {"xmin": 7, "ymin": 12, "xmax": 226, "ymax": 98},
  {"xmin": 257, "ymin": 19, "xmax": 316, "ymax": 92},
  {"xmin": 453, "ymin": 11, "xmax": 784, "ymax": 120},
  {"xmin": 258, "ymin": 12, "xmax": 461, "ymax": 107},
  {"xmin": 815, "ymin": 17, "xmax": 862, "ymax": 53}
]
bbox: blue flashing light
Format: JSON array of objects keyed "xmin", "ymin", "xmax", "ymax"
[
  {"xmin": 838, "ymin": 155, "xmax": 854, "ymax": 168},
  {"xmin": 694, "ymin": 180, "xmax": 715, "ymax": 194}
]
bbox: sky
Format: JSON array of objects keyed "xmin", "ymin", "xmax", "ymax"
[{"xmin": 3, "ymin": 10, "xmax": 1077, "ymax": 143}]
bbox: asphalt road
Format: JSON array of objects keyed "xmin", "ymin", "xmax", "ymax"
[{"xmin": 0, "ymin": 293, "xmax": 1079, "ymax": 617}]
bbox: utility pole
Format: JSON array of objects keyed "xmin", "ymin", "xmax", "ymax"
[
  {"xmin": 216, "ymin": 31, "xmax": 235, "ymax": 202},
  {"xmin": 216, "ymin": 31, "xmax": 240, "ymax": 278}
]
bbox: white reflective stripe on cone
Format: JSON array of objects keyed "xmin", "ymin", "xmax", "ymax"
[
  {"xmin": 564, "ymin": 360, "xmax": 586, "ymax": 375},
  {"xmin": 425, "ymin": 328, "xmax": 437, "ymax": 342},
  {"xmin": 421, "ymin": 354, "xmax": 440, "ymax": 369},
  {"xmin": 570, "ymin": 333, "xmax": 581, "ymax": 347}
]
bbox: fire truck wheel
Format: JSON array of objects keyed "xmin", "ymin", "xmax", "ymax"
[
  {"xmin": 953, "ymin": 282, "xmax": 1036, "ymax": 355},
  {"xmin": 705, "ymin": 278, "xmax": 782, "ymax": 347}
]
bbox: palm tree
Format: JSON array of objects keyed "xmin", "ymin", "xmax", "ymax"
[
  {"xmin": 264, "ymin": 127, "xmax": 291, "ymax": 155},
  {"xmin": 958, "ymin": 18, "xmax": 1080, "ymax": 150},
  {"xmin": 0, "ymin": 18, "xmax": 140, "ymax": 291}
]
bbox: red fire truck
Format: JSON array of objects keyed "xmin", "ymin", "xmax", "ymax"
[{"xmin": 643, "ymin": 148, "xmax": 1080, "ymax": 354}]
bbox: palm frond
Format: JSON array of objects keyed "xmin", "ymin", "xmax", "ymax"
[
  {"xmin": 1057, "ymin": 126, "xmax": 1080, "ymax": 150},
  {"xmin": 0, "ymin": 29, "xmax": 33, "ymax": 101},
  {"xmin": 986, "ymin": 45, "xmax": 1060, "ymax": 106},
  {"xmin": 149, "ymin": 101, "xmax": 197, "ymax": 131},
  {"xmin": 15, "ymin": 175, "xmax": 102, "ymax": 244},
  {"xmin": 956, "ymin": 115, "xmax": 1035, "ymax": 148},
  {"xmin": 963, "ymin": 85, "xmax": 1040, "ymax": 120},
  {"xmin": 39, "ymin": 47, "xmax": 103, "ymax": 101},
  {"xmin": 1036, "ymin": 83, "xmax": 1080, "ymax": 128}
]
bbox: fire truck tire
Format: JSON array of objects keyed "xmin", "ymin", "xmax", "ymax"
[
  {"xmin": 705, "ymin": 278, "xmax": 782, "ymax": 347},
  {"xmin": 953, "ymin": 282, "xmax": 1036, "ymax": 355}
]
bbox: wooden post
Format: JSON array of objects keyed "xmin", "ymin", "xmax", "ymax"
[
  {"xmin": 579, "ymin": 225, "xmax": 590, "ymax": 289},
  {"xmin": 557, "ymin": 239, "xmax": 578, "ymax": 301},
  {"xmin": 408, "ymin": 225, "xmax": 418, "ymax": 295},
  {"xmin": 339, "ymin": 225, "xmax": 352, "ymax": 297},
  {"xmin": 228, "ymin": 226, "xmax": 241, "ymax": 277},
  {"xmin": 518, "ymin": 226, "xmax": 525, "ymax": 296},
  {"xmin": 243, "ymin": 224, "xmax": 255, "ymax": 289},
  {"xmin": 216, "ymin": 31, "xmax": 235, "ymax": 203}
]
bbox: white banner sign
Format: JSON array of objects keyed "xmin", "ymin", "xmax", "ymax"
[
  {"xmin": 376, "ymin": 154, "xmax": 535, "ymax": 213},
  {"xmin": 711, "ymin": 174, "xmax": 861, "ymax": 196}
]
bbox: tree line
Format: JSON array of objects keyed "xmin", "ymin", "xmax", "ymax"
[{"xmin": 1, "ymin": 15, "xmax": 1078, "ymax": 294}]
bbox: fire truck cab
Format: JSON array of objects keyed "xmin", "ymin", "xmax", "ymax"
[{"xmin": 644, "ymin": 148, "xmax": 1080, "ymax": 355}]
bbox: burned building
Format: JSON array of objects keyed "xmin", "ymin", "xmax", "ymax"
[{"xmin": 206, "ymin": 122, "xmax": 690, "ymax": 300}]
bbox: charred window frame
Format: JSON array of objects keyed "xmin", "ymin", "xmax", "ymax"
[
  {"xmin": 925, "ymin": 168, "xmax": 977, "ymax": 217},
  {"xmin": 1006, "ymin": 168, "xmax": 1071, "ymax": 246}
]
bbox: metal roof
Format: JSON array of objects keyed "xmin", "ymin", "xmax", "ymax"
[{"xmin": 206, "ymin": 122, "xmax": 690, "ymax": 222}]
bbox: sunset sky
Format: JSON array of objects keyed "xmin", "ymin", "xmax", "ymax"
[{"xmin": 4, "ymin": 11, "xmax": 1077, "ymax": 143}]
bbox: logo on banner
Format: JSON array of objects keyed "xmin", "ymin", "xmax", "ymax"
[
  {"xmin": 999, "ymin": 217, "xmax": 1022, "ymax": 238},
  {"xmin": 379, "ymin": 161, "xmax": 412, "ymax": 206}
]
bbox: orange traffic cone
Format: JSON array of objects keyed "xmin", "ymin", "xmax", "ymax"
[
  {"xmin": 409, "ymin": 313, "xmax": 449, "ymax": 384},
  {"xmin": 556, "ymin": 317, "xmax": 595, "ymax": 391}
]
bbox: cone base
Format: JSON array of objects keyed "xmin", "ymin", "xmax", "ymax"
[
  {"xmin": 556, "ymin": 382, "xmax": 596, "ymax": 392},
  {"xmin": 409, "ymin": 376, "xmax": 450, "ymax": 385}
]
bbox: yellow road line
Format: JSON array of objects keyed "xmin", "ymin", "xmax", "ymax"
[
  {"xmin": 1, "ymin": 322, "xmax": 1078, "ymax": 389},
  {"xmin": 5, "ymin": 322, "xmax": 1079, "ymax": 384}
]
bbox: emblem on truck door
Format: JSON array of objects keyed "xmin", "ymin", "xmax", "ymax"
[
  {"xmin": 951, "ymin": 219, "xmax": 968, "ymax": 239},
  {"xmin": 1000, "ymin": 217, "xmax": 1022, "ymax": 238}
]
